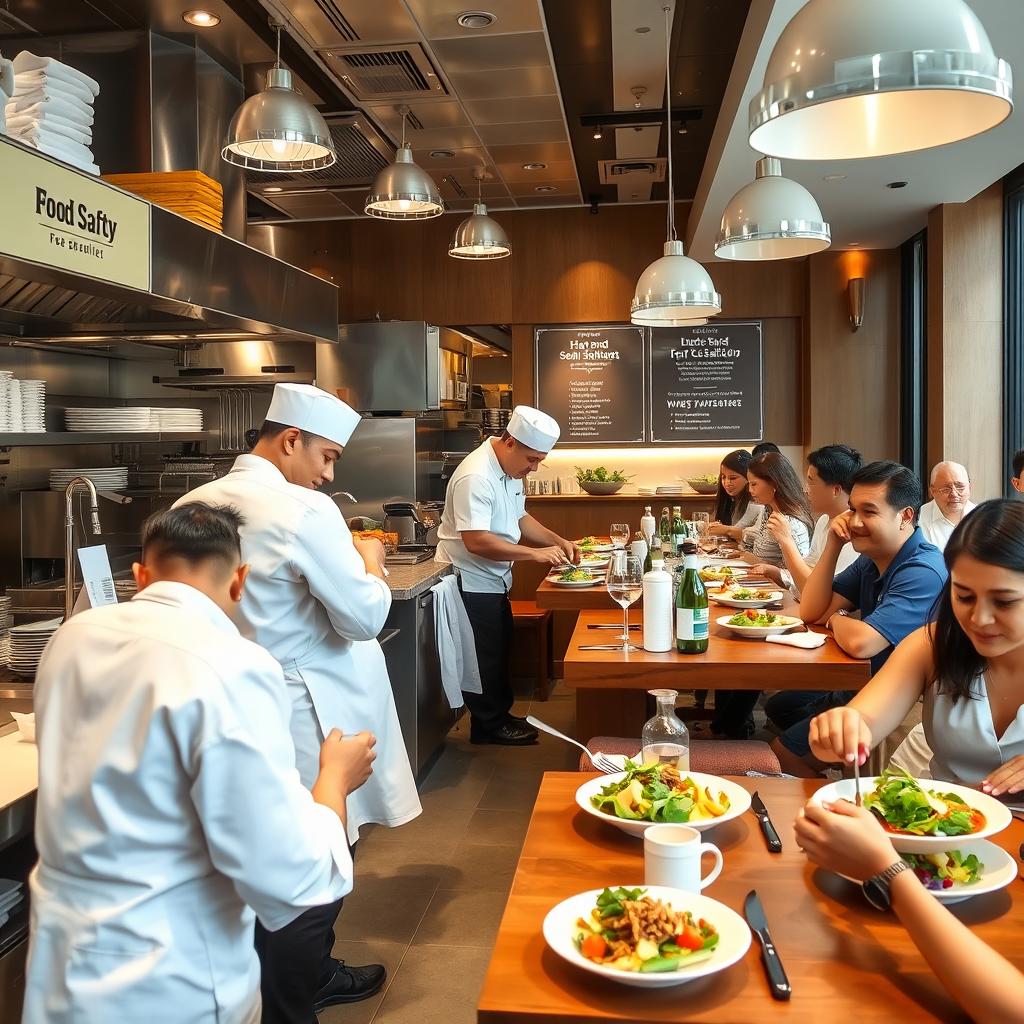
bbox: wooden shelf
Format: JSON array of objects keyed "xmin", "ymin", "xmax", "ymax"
[
  {"xmin": 526, "ymin": 492, "xmax": 714, "ymax": 501},
  {"xmin": 0, "ymin": 431, "xmax": 211, "ymax": 447}
]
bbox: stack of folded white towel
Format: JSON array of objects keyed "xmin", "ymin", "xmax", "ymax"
[{"xmin": 4, "ymin": 51, "xmax": 100, "ymax": 175}]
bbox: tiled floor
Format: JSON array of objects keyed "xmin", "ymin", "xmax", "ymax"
[{"xmin": 322, "ymin": 686, "xmax": 579, "ymax": 1024}]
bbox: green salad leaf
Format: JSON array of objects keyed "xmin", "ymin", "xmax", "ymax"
[{"xmin": 864, "ymin": 767, "xmax": 979, "ymax": 837}]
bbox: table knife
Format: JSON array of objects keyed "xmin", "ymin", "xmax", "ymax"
[
  {"xmin": 744, "ymin": 889, "xmax": 791, "ymax": 1001},
  {"xmin": 751, "ymin": 791, "xmax": 782, "ymax": 853}
]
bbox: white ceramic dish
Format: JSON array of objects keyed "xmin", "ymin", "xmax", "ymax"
[
  {"xmin": 715, "ymin": 613, "xmax": 802, "ymax": 638},
  {"xmin": 810, "ymin": 776, "xmax": 1013, "ymax": 853},
  {"xmin": 712, "ymin": 591, "xmax": 785, "ymax": 609},
  {"xmin": 575, "ymin": 771, "xmax": 752, "ymax": 839},
  {"xmin": 548, "ymin": 578, "xmax": 601, "ymax": 588},
  {"xmin": 543, "ymin": 887, "xmax": 751, "ymax": 988}
]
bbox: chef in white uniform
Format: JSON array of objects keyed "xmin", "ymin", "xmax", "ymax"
[
  {"xmin": 178, "ymin": 383, "xmax": 420, "ymax": 1023},
  {"xmin": 435, "ymin": 405, "xmax": 576, "ymax": 744},
  {"xmin": 24, "ymin": 502, "xmax": 373, "ymax": 1024}
]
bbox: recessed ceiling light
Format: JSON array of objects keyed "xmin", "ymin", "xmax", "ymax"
[
  {"xmin": 535, "ymin": 186, "xmax": 557, "ymax": 193},
  {"xmin": 264, "ymin": 186, "xmax": 283, "ymax": 193},
  {"xmin": 823, "ymin": 173, "xmax": 847, "ymax": 182},
  {"xmin": 457, "ymin": 11, "xmax": 496, "ymax": 29},
  {"xmin": 886, "ymin": 180, "xmax": 909, "ymax": 189},
  {"xmin": 522, "ymin": 162, "xmax": 547, "ymax": 170},
  {"xmin": 848, "ymin": 242, "xmax": 860, "ymax": 247},
  {"xmin": 182, "ymin": 9, "xmax": 220, "ymax": 27},
  {"xmin": 635, "ymin": 26, "xmax": 651, "ymax": 33},
  {"xmin": 429, "ymin": 149, "xmax": 456, "ymax": 159}
]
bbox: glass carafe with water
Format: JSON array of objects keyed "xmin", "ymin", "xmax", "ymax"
[{"xmin": 640, "ymin": 689, "xmax": 690, "ymax": 770}]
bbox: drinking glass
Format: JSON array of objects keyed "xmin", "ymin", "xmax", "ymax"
[
  {"xmin": 691, "ymin": 512, "xmax": 710, "ymax": 549},
  {"xmin": 610, "ymin": 523, "xmax": 630, "ymax": 549},
  {"xmin": 606, "ymin": 552, "xmax": 643, "ymax": 653}
]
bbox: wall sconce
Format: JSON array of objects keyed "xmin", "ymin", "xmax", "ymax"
[{"xmin": 847, "ymin": 277, "xmax": 866, "ymax": 331}]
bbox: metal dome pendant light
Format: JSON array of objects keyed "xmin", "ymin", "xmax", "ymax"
[
  {"xmin": 631, "ymin": 3, "xmax": 720, "ymax": 326},
  {"xmin": 365, "ymin": 105, "xmax": 444, "ymax": 219},
  {"xmin": 449, "ymin": 170, "xmax": 511, "ymax": 259},
  {"xmin": 222, "ymin": 21, "xmax": 336, "ymax": 172},
  {"xmin": 715, "ymin": 156, "xmax": 830, "ymax": 261},
  {"xmin": 749, "ymin": 0, "xmax": 1013, "ymax": 161}
]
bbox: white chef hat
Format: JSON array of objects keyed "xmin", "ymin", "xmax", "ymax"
[
  {"xmin": 507, "ymin": 405, "xmax": 560, "ymax": 453},
  {"xmin": 266, "ymin": 383, "xmax": 362, "ymax": 447}
]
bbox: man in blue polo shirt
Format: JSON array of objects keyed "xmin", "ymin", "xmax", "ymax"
[{"xmin": 768, "ymin": 460, "xmax": 947, "ymax": 776}]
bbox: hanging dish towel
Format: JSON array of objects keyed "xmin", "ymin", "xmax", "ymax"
[{"xmin": 430, "ymin": 573, "xmax": 482, "ymax": 708}]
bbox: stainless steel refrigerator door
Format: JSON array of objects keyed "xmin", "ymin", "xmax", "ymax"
[{"xmin": 333, "ymin": 417, "xmax": 418, "ymax": 523}]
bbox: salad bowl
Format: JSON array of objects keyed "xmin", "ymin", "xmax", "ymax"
[
  {"xmin": 543, "ymin": 886, "xmax": 751, "ymax": 988},
  {"xmin": 716, "ymin": 612, "xmax": 803, "ymax": 638},
  {"xmin": 811, "ymin": 770, "xmax": 1012, "ymax": 853},
  {"xmin": 712, "ymin": 589, "xmax": 785, "ymax": 609}
]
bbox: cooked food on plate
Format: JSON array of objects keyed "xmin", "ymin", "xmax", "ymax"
[
  {"xmin": 574, "ymin": 887, "xmax": 719, "ymax": 973},
  {"xmin": 700, "ymin": 566, "xmax": 742, "ymax": 582},
  {"xmin": 556, "ymin": 567, "xmax": 593, "ymax": 583},
  {"xmin": 590, "ymin": 761, "xmax": 731, "ymax": 823},
  {"xmin": 721, "ymin": 587, "xmax": 778, "ymax": 601},
  {"xmin": 350, "ymin": 529, "xmax": 399, "ymax": 553},
  {"xmin": 901, "ymin": 851, "xmax": 984, "ymax": 890},
  {"xmin": 865, "ymin": 767, "xmax": 986, "ymax": 837},
  {"xmin": 726, "ymin": 609, "xmax": 792, "ymax": 628},
  {"xmin": 575, "ymin": 535, "xmax": 611, "ymax": 549}
]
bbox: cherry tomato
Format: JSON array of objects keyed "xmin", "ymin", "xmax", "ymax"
[
  {"xmin": 581, "ymin": 934, "xmax": 608, "ymax": 959},
  {"xmin": 676, "ymin": 926, "xmax": 704, "ymax": 951}
]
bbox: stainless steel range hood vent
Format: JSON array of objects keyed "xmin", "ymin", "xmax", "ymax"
[{"xmin": 319, "ymin": 44, "xmax": 446, "ymax": 101}]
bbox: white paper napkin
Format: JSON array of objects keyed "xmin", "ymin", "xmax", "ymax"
[{"xmin": 765, "ymin": 631, "xmax": 827, "ymax": 650}]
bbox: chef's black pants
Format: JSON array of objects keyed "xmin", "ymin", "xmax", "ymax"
[
  {"xmin": 255, "ymin": 844, "xmax": 354, "ymax": 1023},
  {"xmin": 458, "ymin": 587, "xmax": 514, "ymax": 733}
]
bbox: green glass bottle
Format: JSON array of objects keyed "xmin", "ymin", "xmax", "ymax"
[
  {"xmin": 659, "ymin": 507, "xmax": 672, "ymax": 544},
  {"xmin": 644, "ymin": 535, "xmax": 662, "ymax": 575},
  {"xmin": 675, "ymin": 540, "xmax": 709, "ymax": 654},
  {"xmin": 671, "ymin": 506, "xmax": 686, "ymax": 556}
]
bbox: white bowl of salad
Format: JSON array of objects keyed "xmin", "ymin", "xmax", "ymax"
[
  {"xmin": 716, "ymin": 610, "xmax": 802, "ymax": 637},
  {"xmin": 543, "ymin": 885, "xmax": 751, "ymax": 987},
  {"xmin": 811, "ymin": 767, "xmax": 1013, "ymax": 853},
  {"xmin": 712, "ymin": 586, "xmax": 785, "ymax": 609}
]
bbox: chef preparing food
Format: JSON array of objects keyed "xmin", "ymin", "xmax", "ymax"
[
  {"xmin": 179, "ymin": 383, "xmax": 420, "ymax": 1023},
  {"xmin": 435, "ymin": 405, "xmax": 577, "ymax": 745},
  {"xmin": 23, "ymin": 503, "xmax": 374, "ymax": 1024}
]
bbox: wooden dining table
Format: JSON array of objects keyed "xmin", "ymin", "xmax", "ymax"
[
  {"xmin": 563, "ymin": 607, "xmax": 871, "ymax": 740},
  {"xmin": 477, "ymin": 773, "xmax": 1024, "ymax": 1023}
]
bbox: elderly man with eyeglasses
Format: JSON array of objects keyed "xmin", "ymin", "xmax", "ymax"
[{"xmin": 918, "ymin": 461, "xmax": 976, "ymax": 551}]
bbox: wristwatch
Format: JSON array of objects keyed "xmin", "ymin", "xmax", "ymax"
[
  {"xmin": 862, "ymin": 860, "xmax": 911, "ymax": 911},
  {"xmin": 827, "ymin": 608, "xmax": 850, "ymax": 631}
]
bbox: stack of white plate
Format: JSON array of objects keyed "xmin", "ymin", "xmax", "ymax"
[
  {"xmin": 0, "ymin": 371, "xmax": 12, "ymax": 432},
  {"xmin": 0, "ymin": 594, "xmax": 12, "ymax": 630},
  {"xmin": 49, "ymin": 467, "xmax": 129, "ymax": 492},
  {"xmin": 153, "ymin": 408, "xmax": 203, "ymax": 431},
  {"xmin": 0, "ymin": 595, "xmax": 11, "ymax": 667},
  {"xmin": 9, "ymin": 617, "xmax": 62, "ymax": 677},
  {"xmin": 64, "ymin": 407, "xmax": 157, "ymax": 432},
  {"xmin": 655, "ymin": 485, "xmax": 686, "ymax": 495},
  {"xmin": 19, "ymin": 380, "xmax": 46, "ymax": 432},
  {"xmin": 0, "ymin": 879, "xmax": 25, "ymax": 929}
]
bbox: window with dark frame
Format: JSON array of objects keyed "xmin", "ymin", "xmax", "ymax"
[
  {"xmin": 1004, "ymin": 163, "xmax": 1024, "ymax": 496},
  {"xmin": 900, "ymin": 229, "xmax": 927, "ymax": 486}
]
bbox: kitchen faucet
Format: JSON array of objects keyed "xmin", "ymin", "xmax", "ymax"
[{"xmin": 63, "ymin": 479, "xmax": 133, "ymax": 620}]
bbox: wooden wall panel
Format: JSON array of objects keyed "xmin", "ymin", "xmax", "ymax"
[{"xmin": 806, "ymin": 249, "xmax": 901, "ymax": 462}]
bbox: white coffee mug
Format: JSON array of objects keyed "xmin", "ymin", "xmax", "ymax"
[{"xmin": 643, "ymin": 823, "xmax": 723, "ymax": 893}]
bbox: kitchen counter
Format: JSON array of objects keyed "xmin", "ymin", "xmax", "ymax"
[
  {"xmin": 386, "ymin": 561, "xmax": 451, "ymax": 601},
  {"xmin": 0, "ymin": 724, "xmax": 36, "ymax": 813},
  {"xmin": 526, "ymin": 492, "xmax": 714, "ymax": 501}
]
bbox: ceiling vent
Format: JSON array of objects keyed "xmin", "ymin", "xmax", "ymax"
[
  {"xmin": 308, "ymin": 0, "xmax": 361, "ymax": 42},
  {"xmin": 244, "ymin": 114, "xmax": 393, "ymax": 190},
  {"xmin": 598, "ymin": 158, "xmax": 667, "ymax": 186},
  {"xmin": 319, "ymin": 43, "xmax": 446, "ymax": 101}
]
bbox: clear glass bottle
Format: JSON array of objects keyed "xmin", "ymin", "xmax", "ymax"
[
  {"xmin": 641, "ymin": 689, "xmax": 690, "ymax": 770},
  {"xmin": 671, "ymin": 506, "xmax": 686, "ymax": 556},
  {"xmin": 659, "ymin": 507, "xmax": 672, "ymax": 544}
]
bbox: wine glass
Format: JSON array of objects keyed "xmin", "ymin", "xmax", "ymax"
[
  {"xmin": 610, "ymin": 523, "xmax": 630, "ymax": 549},
  {"xmin": 691, "ymin": 511, "xmax": 711, "ymax": 550},
  {"xmin": 606, "ymin": 552, "xmax": 643, "ymax": 653}
]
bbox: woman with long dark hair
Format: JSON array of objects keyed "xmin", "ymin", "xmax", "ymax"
[
  {"xmin": 741, "ymin": 451, "xmax": 814, "ymax": 568},
  {"xmin": 808, "ymin": 498, "xmax": 1024, "ymax": 790},
  {"xmin": 707, "ymin": 449, "xmax": 762, "ymax": 540}
]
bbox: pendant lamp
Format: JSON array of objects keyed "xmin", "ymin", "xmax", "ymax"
[
  {"xmin": 715, "ymin": 157, "xmax": 830, "ymax": 261},
  {"xmin": 449, "ymin": 170, "xmax": 511, "ymax": 259},
  {"xmin": 631, "ymin": 4, "xmax": 720, "ymax": 326},
  {"xmin": 749, "ymin": 0, "xmax": 1013, "ymax": 161},
  {"xmin": 365, "ymin": 105, "xmax": 444, "ymax": 219},
  {"xmin": 223, "ymin": 22, "xmax": 336, "ymax": 172}
]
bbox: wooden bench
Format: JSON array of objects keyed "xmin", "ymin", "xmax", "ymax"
[{"xmin": 510, "ymin": 600, "xmax": 553, "ymax": 701}]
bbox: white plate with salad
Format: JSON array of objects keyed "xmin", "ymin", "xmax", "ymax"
[
  {"xmin": 544, "ymin": 885, "xmax": 751, "ymax": 988},
  {"xmin": 711, "ymin": 587, "xmax": 785, "ymax": 609},
  {"xmin": 576, "ymin": 762, "xmax": 751, "ymax": 838},
  {"xmin": 548, "ymin": 567, "xmax": 602, "ymax": 587},
  {"xmin": 716, "ymin": 611, "xmax": 803, "ymax": 637},
  {"xmin": 811, "ymin": 767, "xmax": 1012, "ymax": 853}
]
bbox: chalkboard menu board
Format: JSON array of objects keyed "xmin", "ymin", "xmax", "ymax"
[
  {"xmin": 534, "ymin": 324, "xmax": 645, "ymax": 446},
  {"xmin": 648, "ymin": 321, "xmax": 763, "ymax": 444}
]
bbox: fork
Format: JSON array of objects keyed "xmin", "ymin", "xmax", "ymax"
[
  {"xmin": 853, "ymin": 750, "xmax": 862, "ymax": 807},
  {"xmin": 525, "ymin": 716, "xmax": 623, "ymax": 773}
]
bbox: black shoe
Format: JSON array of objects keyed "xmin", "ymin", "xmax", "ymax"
[
  {"xmin": 470, "ymin": 721, "xmax": 539, "ymax": 745},
  {"xmin": 312, "ymin": 959, "xmax": 386, "ymax": 1011},
  {"xmin": 505, "ymin": 713, "xmax": 536, "ymax": 731}
]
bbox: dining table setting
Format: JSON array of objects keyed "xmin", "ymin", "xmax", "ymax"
[{"xmin": 477, "ymin": 769, "xmax": 1024, "ymax": 1023}]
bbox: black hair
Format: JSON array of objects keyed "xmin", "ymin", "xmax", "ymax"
[
  {"xmin": 807, "ymin": 444, "xmax": 863, "ymax": 493},
  {"xmin": 931, "ymin": 499, "xmax": 1024, "ymax": 702},
  {"xmin": 751, "ymin": 441, "xmax": 781, "ymax": 458},
  {"xmin": 257, "ymin": 420, "xmax": 317, "ymax": 445},
  {"xmin": 1013, "ymin": 449, "xmax": 1024, "ymax": 478},
  {"xmin": 714, "ymin": 449, "xmax": 753, "ymax": 524},
  {"xmin": 748, "ymin": 451, "xmax": 814, "ymax": 531},
  {"xmin": 849, "ymin": 460, "xmax": 923, "ymax": 514},
  {"xmin": 141, "ymin": 503, "xmax": 243, "ymax": 573}
]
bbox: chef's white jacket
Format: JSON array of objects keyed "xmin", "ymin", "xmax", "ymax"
[
  {"xmin": 179, "ymin": 454, "xmax": 420, "ymax": 841},
  {"xmin": 24, "ymin": 581, "xmax": 353, "ymax": 1024},
  {"xmin": 435, "ymin": 439, "xmax": 526, "ymax": 593}
]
